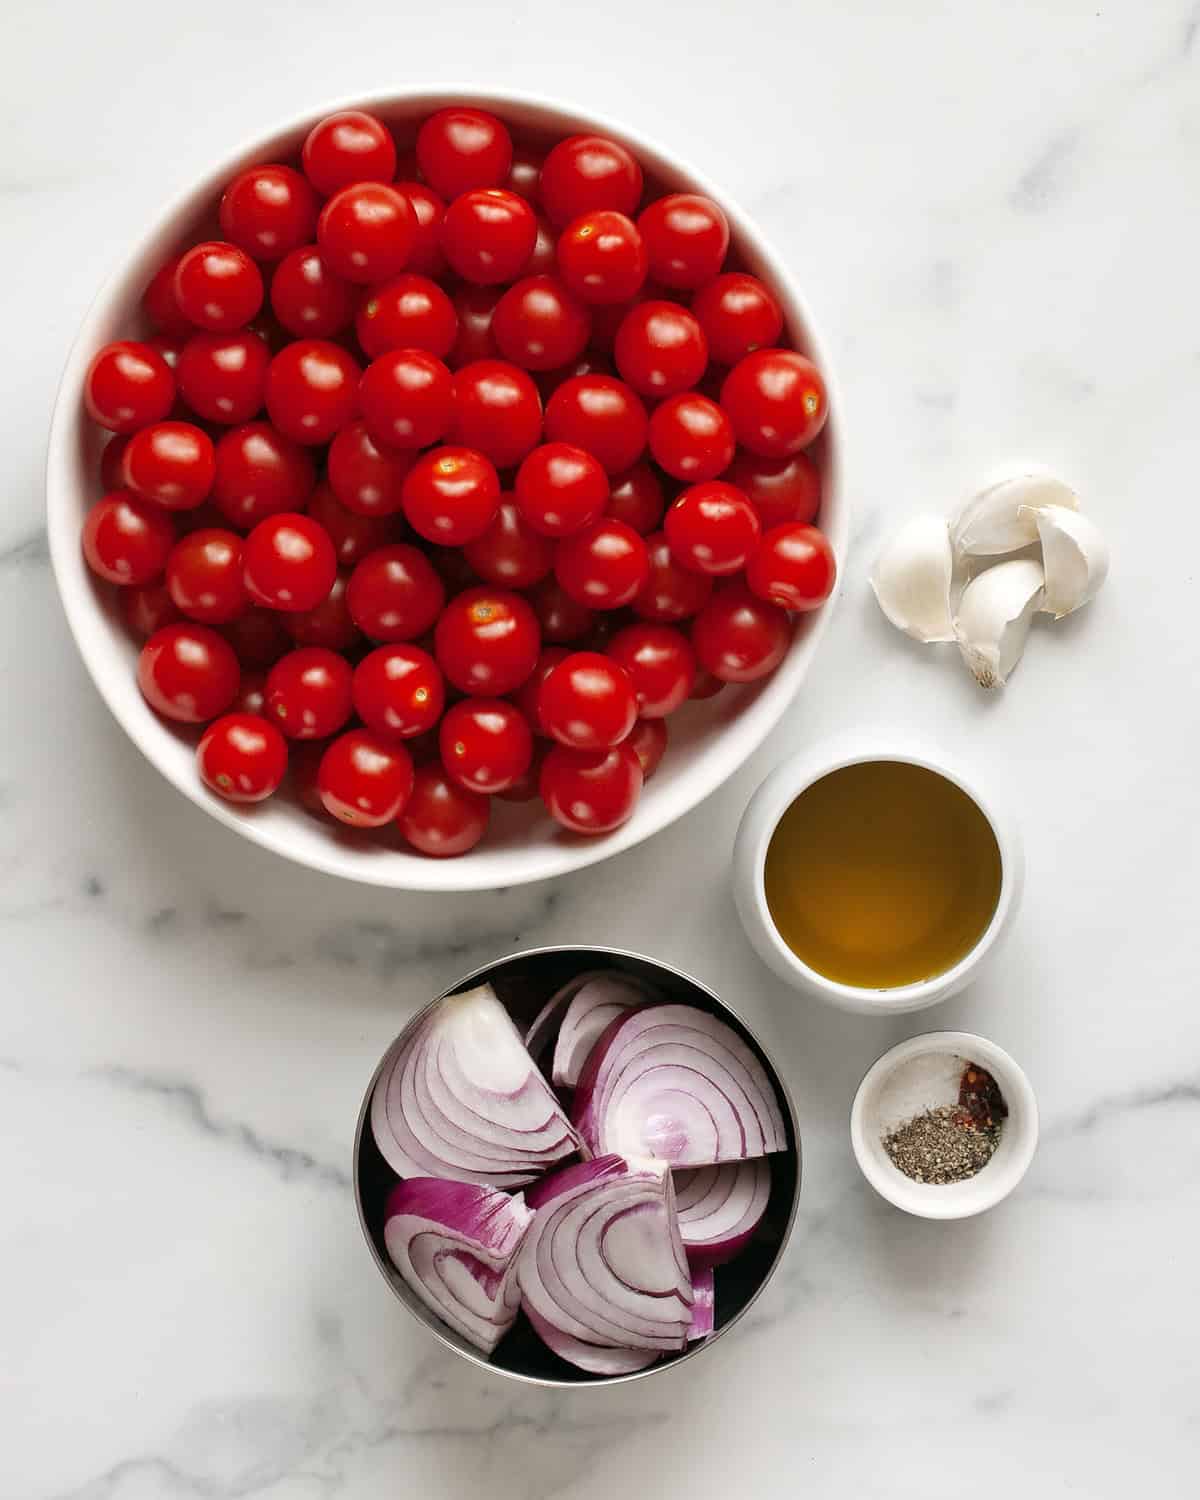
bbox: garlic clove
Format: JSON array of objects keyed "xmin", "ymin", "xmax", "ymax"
[
  {"xmin": 954, "ymin": 558, "xmax": 1045, "ymax": 689},
  {"xmin": 1018, "ymin": 504, "xmax": 1110, "ymax": 619},
  {"xmin": 870, "ymin": 513, "xmax": 955, "ymax": 643},
  {"xmin": 951, "ymin": 473, "xmax": 1080, "ymax": 559}
]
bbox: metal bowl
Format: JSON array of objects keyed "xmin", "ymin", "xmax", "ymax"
[{"xmin": 353, "ymin": 944, "xmax": 802, "ymax": 1387}]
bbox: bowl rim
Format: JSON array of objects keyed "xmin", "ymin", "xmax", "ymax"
[
  {"xmin": 352, "ymin": 942, "xmax": 803, "ymax": 1387},
  {"xmin": 47, "ymin": 87, "xmax": 847, "ymax": 891}
]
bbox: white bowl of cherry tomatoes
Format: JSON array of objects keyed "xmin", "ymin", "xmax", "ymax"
[{"xmin": 48, "ymin": 92, "xmax": 844, "ymax": 891}]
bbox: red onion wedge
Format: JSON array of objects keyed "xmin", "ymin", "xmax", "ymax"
[
  {"xmin": 673, "ymin": 1158, "xmax": 771, "ymax": 1270},
  {"xmin": 572, "ymin": 1004, "xmax": 787, "ymax": 1167},
  {"xmin": 688, "ymin": 1267, "xmax": 715, "ymax": 1341},
  {"xmin": 518, "ymin": 1155, "xmax": 693, "ymax": 1370},
  {"xmin": 371, "ymin": 983, "xmax": 581, "ymax": 1186},
  {"xmin": 523, "ymin": 972, "xmax": 600, "ymax": 1062},
  {"xmin": 383, "ymin": 1178, "xmax": 533, "ymax": 1354},
  {"xmin": 551, "ymin": 972, "xmax": 656, "ymax": 1088}
]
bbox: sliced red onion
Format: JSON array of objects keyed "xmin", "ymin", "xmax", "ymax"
[
  {"xmin": 572, "ymin": 1004, "xmax": 787, "ymax": 1167},
  {"xmin": 673, "ymin": 1158, "xmax": 772, "ymax": 1270},
  {"xmin": 525, "ymin": 1306, "xmax": 660, "ymax": 1375},
  {"xmin": 523, "ymin": 973, "xmax": 598, "ymax": 1061},
  {"xmin": 371, "ymin": 983, "xmax": 581, "ymax": 1186},
  {"xmin": 383, "ymin": 1177, "xmax": 533, "ymax": 1354},
  {"xmin": 688, "ymin": 1267, "xmax": 715, "ymax": 1341},
  {"xmin": 551, "ymin": 973, "xmax": 657, "ymax": 1088}
]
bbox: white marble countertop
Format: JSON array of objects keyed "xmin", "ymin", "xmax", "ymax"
[{"xmin": 3, "ymin": 1, "xmax": 1197, "ymax": 1495}]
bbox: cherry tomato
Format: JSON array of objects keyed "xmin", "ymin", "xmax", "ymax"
[
  {"xmin": 632, "ymin": 530, "xmax": 714, "ymax": 622},
  {"xmin": 720, "ymin": 349, "xmax": 828, "ymax": 456},
  {"xmin": 232, "ymin": 669, "xmax": 267, "ymax": 716},
  {"xmin": 515, "ymin": 442, "xmax": 608, "ymax": 537},
  {"xmin": 439, "ymin": 698, "xmax": 533, "ymax": 793},
  {"xmin": 395, "ymin": 181, "xmax": 448, "ymax": 277},
  {"xmin": 138, "ymin": 622, "xmax": 240, "ymax": 722},
  {"xmin": 441, "ymin": 367, "xmax": 542, "ymax": 477},
  {"xmin": 627, "ymin": 716, "xmax": 668, "ymax": 779},
  {"xmin": 211, "ymin": 421, "xmax": 316, "ymax": 528},
  {"xmin": 587, "ymin": 284, "xmax": 661, "ymax": 353},
  {"xmin": 121, "ymin": 421, "xmax": 215, "ymax": 510},
  {"xmin": 84, "ymin": 341, "xmax": 175, "ymax": 433},
  {"xmin": 176, "ymin": 331, "xmax": 269, "ymax": 424},
  {"xmin": 317, "ymin": 183, "xmax": 416, "ymax": 285},
  {"xmin": 554, "ymin": 517, "xmax": 648, "ymax": 609},
  {"xmin": 606, "ymin": 623, "xmax": 696, "ymax": 717},
  {"xmin": 543, "ymin": 374, "xmax": 647, "ymax": 473},
  {"xmin": 282, "ymin": 572, "xmax": 362, "ymax": 651},
  {"xmin": 448, "ymin": 284, "xmax": 502, "ymax": 368},
  {"xmin": 321, "ymin": 429, "xmax": 405, "ymax": 524},
  {"xmin": 398, "ymin": 763, "xmax": 489, "ymax": 855},
  {"xmin": 496, "ymin": 741, "xmax": 547, "ymax": 802},
  {"xmin": 539, "ymin": 135, "xmax": 643, "ymax": 229},
  {"xmin": 539, "ymin": 651, "xmax": 637, "ymax": 749},
  {"xmin": 463, "ymin": 498, "xmax": 554, "ymax": 588},
  {"xmin": 356, "ymin": 274, "xmax": 457, "ymax": 360},
  {"xmin": 492, "ymin": 275, "xmax": 591, "ymax": 372},
  {"xmin": 358, "ymin": 349, "xmax": 452, "ymax": 450},
  {"xmin": 513, "ymin": 645, "xmax": 570, "ymax": 732},
  {"xmin": 692, "ymin": 581, "xmax": 791, "ymax": 682},
  {"xmin": 147, "ymin": 332, "xmax": 186, "ymax": 369},
  {"xmin": 725, "ymin": 449, "xmax": 821, "ymax": 530},
  {"xmin": 665, "ymin": 481, "xmax": 761, "ymax": 576},
  {"xmin": 346, "ymin": 544, "xmax": 444, "ymax": 641},
  {"xmin": 442, "ymin": 188, "xmax": 537, "ymax": 284},
  {"xmin": 100, "ymin": 435, "xmax": 130, "ymax": 491},
  {"xmin": 305, "ymin": 481, "xmax": 391, "ymax": 568},
  {"xmin": 637, "ymin": 194, "xmax": 729, "ymax": 290},
  {"xmin": 745, "ymin": 522, "xmax": 836, "ymax": 611},
  {"xmin": 416, "ymin": 108, "xmax": 512, "ymax": 199},
  {"xmin": 265, "ymin": 339, "xmax": 360, "ymax": 444},
  {"xmin": 614, "ymin": 301, "xmax": 707, "ymax": 397},
  {"xmin": 524, "ymin": 213, "xmax": 558, "ymax": 276},
  {"xmin": 198, "ymin": 712, "xmax": 288, "ymax": 802},
  {"xmin": 435, "ymin": 586, "xmax": 540, "ymax": 694},
  {"xmin": 353, "ymin": 643, "xmax": 444, "ymax": 739},
  {"xmin": 534, "ymin": 350, "xmax": 616, "ymax": 403},
  {"xmin": 318, "ymin": 729, "xmax": 414, "ymax": 826},
  {"xmin": 506, "ymin": 145, "xmax": 543, "ymax": 202},
  {"xmin": 540, "ymin": 742, "xmax": 642, "ymax": 834},
  {"xmin": 82, "ymin": 492, "xmax": 175, "ymax": 584},
  {"xmin": 221, "ymin": 606, "xmax": 291, "ymax": 667},
  {"xmin": 165, "ymin": 528, "xmax": 247, "ymax": 623},
  {"xmin": 142, "ymin": 258, "xmax": 191, "ymax": 337},
  {"xmin": 528, "ymin": 575, "xmax": 594, "ymax": 643},
  {"xmin": 400, "ymin": 446, "xmax": 500, "ymax": 545},
  {"xmin": 648, "ymin": 393, "xmax": 734, "ymax": 483},
  {"xmin": 692, "ymin": 273, "xmax": 783, "ymax": 366},
  {"xmin": 265, "ymin": 646, "xmax": 354, "ymax": 739},
  {"xmin": 269, "ymin": 245, "xmax": 357, "ymax": 338},
  {"xmin": 173, "ymin": 241, "xmax": 263, "ymax": 331},
  {"xmin": 557, "ymin": 210, "xmax": 647, "ymax": 304},
  {"xmin": 219, "ymin": 165, "xmax": 317, "ymax": 262},
  {"xmin": 120, "ymin": 579, "xmax": 181, "ymax": 637},
  {"xmin": 605, "ymin": 462, "xmax": 663, "ymax": 534},
  {"xmin": 302, "ymin": 110, "xmax": 397, "ymax": 195},
  {"xmin": 243, "ymin": 512, "xmax": 337, "ymax": 611}
]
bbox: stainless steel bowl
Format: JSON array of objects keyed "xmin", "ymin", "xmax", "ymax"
[{"xmin": 353, "ymin": 944, "xmax": 802, "ymax": 1387}]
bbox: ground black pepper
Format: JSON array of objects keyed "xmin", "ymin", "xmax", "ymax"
[{"xmin": 881, "ymin": 1061, "xmax": 1006, "ymax": 1185}]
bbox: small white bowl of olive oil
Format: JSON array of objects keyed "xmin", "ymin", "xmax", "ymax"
[{"xmin": 732, "ymin": 737, "xmax": 1023, "ymax": 1014}]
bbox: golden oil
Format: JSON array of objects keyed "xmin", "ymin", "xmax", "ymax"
[{"xmin": 763, "ymin": 761, "xmax": 1003, "ymax": 989}]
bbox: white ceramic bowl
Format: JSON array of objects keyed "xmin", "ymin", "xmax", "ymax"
[
  {"xmin": 47, "ymin": 89, "xmax": 846, "ymax": 893},
  {"xmin": 849, "ymin": 1030, "xmax": 1038, "ymax": 1219},
  {"xmin": 732, "ymin": 734, "xmax": 1023, "ymax": 1014}
]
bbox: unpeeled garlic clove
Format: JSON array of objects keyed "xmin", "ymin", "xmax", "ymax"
[
  {"xmin": 1018, "ymin": 504, "xmax": 1110, "ymax": 619},
  {"xmin": 951, "ymin": 473, "xmax": 1080, "ymax": 559},
  {"xmin": 870, "ymin": 513, "xmax": 955, "ymax": 643},
  {"xmin": 954, "ymin": 558, "xmax": 1045, "ymax": 689}
]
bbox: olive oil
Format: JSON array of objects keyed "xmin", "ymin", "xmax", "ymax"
[{"xmin": 763, "ymin": 761, "xmax": 1003, "ymax": 989}]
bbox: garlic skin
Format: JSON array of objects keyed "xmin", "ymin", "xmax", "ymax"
[
  {"xmin": 870, "ymin": 513, "xmax": 955, "ymax": 643},
  {"xmin": 1019, "ymin": 504, "xmax": 1110, "ymax": 619},
  {"xmin": 954, "ymin": 558, "xmax": 1045, "ymax": 689},
  {"xmin": 951, "ymin": 474, "xmax": 1080, "ymax": 559}
]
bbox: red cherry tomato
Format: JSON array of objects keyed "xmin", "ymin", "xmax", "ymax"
[
  {"xmin": 606, "ymin": 623, "xmax": 696, "ymax": 717},
  {"xmin": 265, "ymin": 646, "xmax": 354, "ymax": 739},
  {"xmin": 692, "ymin": 273, "xmax": 783, "ymax": 366},
  {"xmin": 534, "ymin": 350, "xmax": 616, "ymax": 403},
  {"xmin": 539, "ymin": 651, "xmax": 637, "ymax": 749},
  {"xmin": 353, "ymin": 643, "xmax": 445, "ymax": 740},
  {"xmin": 513, "ymin": 645, "xmax": 570, "ymax": 732},
  {"xmin": 401, "ymin": 446, "xmax": 500, "ymax": 545},
  {"xmin": 587, "ymin": 285, "xmax": 660, "ymax": 353},
  {"xmin": 543, "ymin": 374, "xmax": 647, "ymax": 473},
  {"xmin": 633, "ymin": 530, "xmax": 714, "ymax": 622},
  {"xmin": 173, "ymin": 241, "xmax": 263, "ymax": 332},
  {"xmin": 448, "ymin": 284, "xmax": 502, "ymax": 368},
  {"xmin": 307, "ymin": 487, "xmax": 390, "ymax": 573},
  {"xmin": 637, "ymin": 194, "xmax": 729, "ymax": 290},
  {"xmin": 462, "ymin": 498, "xmax": 554, "ymax": 588},
  {"xmin": 507, "ymin": 145, "xmax": 543, "ymax": 202},
  {"xmin": 84, "ymin": 341, "xmax": 175, "ymax": 433},
  {"xmin": 100, "ymin": 435, "xmax": 130, "ymax": 491},
  {"xmin": 121, "ymin": 422, "xmax": 215, "ymax": 510},
  {"xmin": 692, "ymin": 581, "xmax": 791, "ymax": 682},
  {"xmin": 720, "ymin": 350, "xmax": 828, "ymax": 456},
  {"xmin": 435, "ymin": 586, "xmax": 540, "ymax": 695},
  {"xmin": 211, "ymin": 422, "xmax": 316, "ymax": 528},
  {"xmin": 540, "ymin": 742, "xmax": 642, "ymax": 834},
  {"xmin": 269, "ymin": 245, "xmax": 357, "ymax": 338},
  {"xmin": 282, "ymin": 572, "xmax": 361, "ymax": 652},
  {"xmin": 82, "ymin": 492, "xmax": 175, "ymax": 584},
  {"xmin": 318, "ymin": 729, "xmax": 414, "ymax": 827},
  {"xmin": 441, "ymin": 188, "xmax": 537, "ymax": 285},
  {"xmin": 439, "ymin": 698, "xmax": 533, "ymax": 793},
  {"xmin": 395, "ymin": 181, "xmax": 448, "ymax": 277},
  {"xmin": 242, "ymin": 512, "xmax": 337, "ymax": 611},
  {"xmin": 166, "ymin": 528, "xmax": 247, "ymax": 623},
  {"xmin": 359, "ymin": 349, "xmax": 452, "ymax": 451},
  {"xmin": 647, "ymin": 392, "xmax": 733, "ymax": 483},
  {"xmin": 347, "ymin": 544, "xmax": 444, "ymax": 641},
  {"xmin": 605, "ymin": 462, "xmax": 663, "ymax": 534},
  {"xmin": 322, "ymin": 422, "xmax": 407, "ymax": 519},
  {"xmin": 557, "ymin": 210, "xmax": 647, "ymax": 304},
  {"xmin": 232, "ymin": 669, "xmax": 267, "ymax": 716},
  {"xmin": 614, "ymin": 300, "xmax": 707, "ymax": 397},
  {"xmin": 198, "ymin": 712, "xmax": 288, "ymax": 802},
  {"xmin": 138, "ymin": 623, "xmax": 240, "ymax": 722},
  {"xmin": 265, "ymin": 339, "xmax": 360, "ymax": 445},
  {"xmin": 142, "ymin": 258, "xmax": 191, "ymax": 337},
  {"xmin": 665, "ymin": 480, "xmax": 761, "ymax": 575},
  {"xmin": 745, "ymin": 522, "xmax": 837, "ymax": 611},
  {"xmin": 120, "ymin": 580, "xmax": 181, "ymax": 637},
  {"xmin": 448, "ymin": 359, "xmax": 543, "ymax": 468},
  {"xmin": 356, "ymin": 274, "xmax": 457, "ymax": 360},
  {"xmin": 539, "ymin": 135, "xmax": 643, "ymax": 229},
  {"xmin": 515, "ymin": 442, "xmax": 608, "ymax": 537},
  {"xmin": 416, "ymin": 108, "xmax": 512, "ymax": 199},
  {"xmin": 302, "ymin": 110, "xmax": 397, "ymax": 195},
  {"xmin": 496, "ymin": 741, "xmax": 547, "ymax": 802},
  {"xmin": 528, "ymin": 575, "xmax": 594, "ymax": 643},
  {"xmin": 627, "ymin": 716, "xmax": 668, "ymax": 779},
  {"xmin": 725, "ymin": 449, "xmax": 821, "ymax": 529},
  {"xmin": 219, "ymin": 166, "xmax": 317, "ymax": 262},
  {"xmin": 492, "ymin": 275, "xmax": 591, "ymax": 371},
  {"xmin": 317, "ymin": 183, "xmax": 416, "ymax": 284},
  {"xmin": 221, "ymin": 607, "xmax": 291, "ymax": 668},
  {"xmin": 398, "ymin": 763, "xmax": 490, "ymax": 855},
  {"xmin": 176, "ymin": 331, "xmax": 269, "ymax": 424},
  {"xmin": 554, "ymin": 517, "xmax": 649, "ymax": 609},
  {"xmin": 146, "ymin": 332, "xmax": 186, "ymax": 369},
  {"xmin": 524, "ymin": 213, "xmax": 558, "ymax": 276}
]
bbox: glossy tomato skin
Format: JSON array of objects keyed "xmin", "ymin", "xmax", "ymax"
[
  {"xmin": 100, "ymin": 435, "xmax": 131, "ymax": 491},
  {"xmin": 462, "ymin": 498, "xmax": 555, "ymax": 588},
  {"xmin": 353, "ymin": 643, "xmax": 445, "ymax": 739},
  {"xmin": 514, "ymin": 442, "xmax": 608, "ymax": 537},
  {"xmin": 398, "ymin": 764, "xmax": 490, "ymax": 856},
  {"xmin": 211, "ymin": 421, "xmax": 316, "ymax": 528},
  {"xmin": 417, "ymin": 108, "xmax": 512, "ymax": 198},
  {"xmin": 401, "ymin": 446, "xmax": 500, "ymax": 545},
  {"xmin": 605, "ymin": 462, "xmax": 664, "ymax": 534},
  {"xmin": 242, "ymin": 512, "xmax": 337, "ymax": 611},
  {"xmin": 84, "ymin": 341, "xmax": 175, "ymax": 433},
  {"xmin": 448, "ymin": 284, "xmax": 502, "ymax": 368},
  {"xmin": 264, "ymin": 340, "xmax": 360, "ymax": 444},
  {"xmin": 232, "ymin": 670, "xmax": 267, "ymax": 716},
  {"xmin": 395, "ymin": 181, "xmax": 448, "ymax": 277},
  {"xmin": 219, "ymin": 165, "xmax": 317, "ymax": 262},
  {"xmin": 540, "ymin": 742, "xmax": 643, "ymax": 834},
  {"xmin": 282, "ymin": 572, "xmax": 361, "ymax": 651},
  {"xmin": 543, "ymin": 374, "xmax": 647, "ymax": 474},
  {"xmin": 317, "ymin": 183, "xmax": 416, "ymax": 284},
  {"xmin": 614, "ymin": 300, "xmax": 708, "ymax": 397},
  {"xmin": 441, "ymin": 188, "xmax": 537, "ymax": 284},
  {"xmin": 691, "ymin": 581, "xmax": 791, "ymax": 682},
  {"xmin": 506, "ymin": 145, "xmax": 544, "ymax": 203},
  {"xmin": 513, "ymin": 644, "xmax": 570, "ymax": 732},
  {"xmin": 448, "ymin": 359, "xmax": 543, "ymax": 468},
  {"xmin": 539, "ymin": 651, "xmax": 637, "ymax": 749},
  {"xmin": 439, "ymin": 698, "xmax": 533, "ymax": 793},
  {"xmin": 326, "ymin": 420, "xmax": 412, "ymax": 517},
  {"xmin": 725, "ymin": 448, "xmax": 821, "ymax": 530},
  {"xmin": 82, "ymin": 492, "xmax": 175, "ymax": 585},
  {"xmin": 173, "ymin": 241, "xmax": 264, "ymax": 332},
  {"xmin": 637, "ymin": 194, "xmax": 729, "ymax": 290},
  {"xmin": 176, "ymin": 331, "xmax": 269, "ymax": 424},
  {"xmin": 632, "ymin": 530, "xmax": 714, "ymax": 622},
  {"xmin": 120, "ymin": 580, "xmax": 181, "ymax": 638},
  {"xmin": 648, "ymin": 392, "xmax": 734, "ymax": 483},
  {"xmin": 539, "ymin": 135, "xmax": 643, "ymax": 229},
  {"xmin": 606, "ymin": 623, "xmax": 696, "ymax": 716},
  {"xmin": 528, "ymin": 575, "xmax": 594, "ymax": 643},
  {"xmin": 355, "ymin": 274, "xmax": 457, "ymax": 360},
  {"xmin": 556, "ymin": 210, "xmax": 647, "ymax": 304},
  {"xmin": 121, "ymin": 421, "xmax": 215, "ymax": 510},
  {"xmin": 346, "ymin": 544, "xmax": 445, "ymax": 641},
  {"xmin": 138, "ymin": 622, "xmax": 240, "ymax": 723},
  {"xmin": 692, "ymin": 273, "xmax": 783, "ymax": 366},
  {"xmin": 221, "ymin": 606, "xmax": 291, "ymax": 668},
  {"xmin": 302, "ymin": 110, "xmax": 397, "ymax": 195},
  {"xmin": 492, "ymin": 275, "xmax": 591, "ymax": 371},
  {"xmin": 265, "ymin": 646, "xmax": 354, "ymax": 739},
  {"xmin": 435, "ymin": 586, "xmax": 540, "ymax": 695},
  {"xmin": 143, "ymin": 258, "xmax": 191, "ymax": 337},
  {"xmin": 269, "ymin": 245, "xmax": 357, "ymax": 338},
  {"xmin": 318, "ymin": 729, "xmax": 414, "ymax": 827},
  {"xmin": 745, "ymin": 522, "xmax": 837, "ymax": 611},
  {"xmin": 554, "ymin": 517, "xmax": 649, "ymax": 610},
  {"xmin": 720, "ymin": 349, "xmax": 828, "ymax": 456},
  {"xmin": 358, "ymin": 349, "xmax": 453, "ymax": 450},
  {"xmin": 198, "ymin": 712, "xmax": 288, "ymax": 803},
  {"xmin": 524, "ymin": 213, "xmax": 558, "ymax": 276},
  {"xmin": 627, "ymin": 716, "xmax": 668, "ymax": 779},
  {"xmin": 306, "ymin": 480, "xmax": 392, "ymax": 566},
  {"xmin": 665, "ymin": 480, "xmax": 761, "ymax": 575},
  {"xmin": 166, "ymin": 528, "xmax": 248, "ymax": 623}
]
